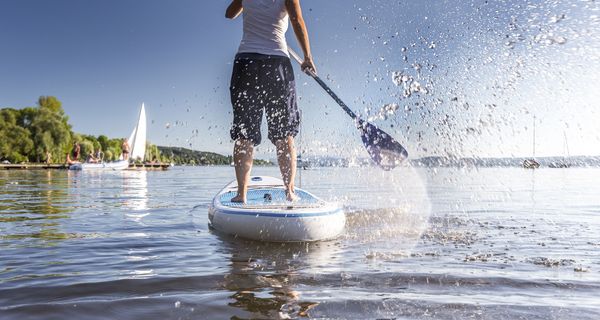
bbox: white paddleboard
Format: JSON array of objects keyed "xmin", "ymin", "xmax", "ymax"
[{"xmin": 208, "ymin": 176, "xmax": 345, "ymax": 242}]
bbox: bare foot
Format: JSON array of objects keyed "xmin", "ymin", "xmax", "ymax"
[
  {"xmin": 286, "ymin": 191, "xmax": 299, "ymax": 202},
  {"xmin": 230, "ymin": 194, "xmax": 246, "ymax": 203}
]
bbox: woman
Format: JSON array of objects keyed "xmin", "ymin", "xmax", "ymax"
[
  {"xmin": 121, "ymin": 138, "xmax": 130, "ymax": 160},
  {"xmin": 87, "ymin": 150, "xmax": 98, "ymax": 163},
  {"xmin": 226, "ymin": 0, "xmax": 316, "ymax": 203},
  {"xmin": 66, "ymin": 142, "xmax": 80, "ymax": 165}
]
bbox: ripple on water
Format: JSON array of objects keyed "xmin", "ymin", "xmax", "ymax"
[{"xmin": 1, "ymin": 167, "xmax": 600, "ymax": 319}]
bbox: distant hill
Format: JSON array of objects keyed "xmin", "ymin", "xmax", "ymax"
[
  {"xmin": 157, "ymin": 145, "xmax": 600, "ymax": 168},
  {"xmin": 157, "ymin": 146, "xmax": 272, "ymax": 166},
  {"xmin": 410, "ymin": 156, "xmax": 600, "ymax": 168},
  {"xmin": 297, "ymin": 155, "xmax": 600, "ymax": 168}
]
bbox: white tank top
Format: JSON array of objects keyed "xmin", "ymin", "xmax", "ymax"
[{"xmin": 238, "ymin": 0, "xmax": 289, "ymax": 57}]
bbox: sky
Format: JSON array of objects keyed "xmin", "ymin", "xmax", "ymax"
[{"xmin": 1, "ymin": 0, "xmax": 599, "ymax": 159}]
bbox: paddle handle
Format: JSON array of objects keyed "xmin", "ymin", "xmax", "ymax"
[{"xmin": 288, "ymin": 48, "xmax": 360, "ymax": 121}]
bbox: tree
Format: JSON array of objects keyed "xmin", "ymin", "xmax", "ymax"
[
  {"xmin": 146, "ymin": 143, "xmax": 165, "ymax": 162},
  {"xmin": 98, "ymin": 135, "xmax": 109, "ymax": 152},
  {"xmin": 15, "ymin": 96, "xmax": 74, "ymax": 162},
  {"xmin": 29, "ymin": 106, "xmax": 72, "ymax": 162},
  {"xmin": 78, "ymin": 140, "xmax": 94, "ymax": 160},
  {"xmin": 38, "ymin": 96, "xmax": 65, "ymax": 117},
  {"xmin": 0, "ymin": 109, "xmax": 34, "ymax": 163},
  {"xmin": 2, "ymin": 97, "xmax": 180, "ymax": 164},
  {"xmin": 104, "ymin": 150, "xmax": 114, "ymax": 160},
  {"xmin": 81, "ymin": 135, "xmax": 100, "ymax": 152},
  {"xmin": 106, "ymin": 138, "xmax": 123, "ymax": 161},
  {"xmin": 17, "ymin": 107, "xmax": 37, "ymax": 128}
]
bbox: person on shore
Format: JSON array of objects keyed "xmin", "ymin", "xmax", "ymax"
[
  {"xmin": 73, "ymin": 142, "xmax": 80, "ymax": 161},
  {"xmin": 95, "ymin": 148, "xmax": 104, "ymax": 163},
  {"xmin": 87, "ymin": 150, "xmax": 98, "ymax": 163},
  {"xmin": 45, "ymin": 150, "xmax": 52, "ymax": 164},
  {"xmin": 225, "ymin": 0, "xmax": 316, "ymax": 203},
  {"xmin": 66, "ymin": 142, "xmax": 80, "ymax": 165},
  {"xmin": 121, "ymin": 139, "xmax": 130, "ymax": 160}
]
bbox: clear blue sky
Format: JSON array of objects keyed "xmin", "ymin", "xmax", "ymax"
[{"xmin": 1, "ymin": 0, "xmax": 599, "ymax": 158}]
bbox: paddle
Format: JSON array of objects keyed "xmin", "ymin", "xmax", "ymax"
[{"xmin": 288, "ymin": 48, "xmax": 409, "ymax": 170}]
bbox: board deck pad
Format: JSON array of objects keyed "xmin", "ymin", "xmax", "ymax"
[{"xmin": 219, "ymin": 188, "xmax": 323, "ymax": 209}]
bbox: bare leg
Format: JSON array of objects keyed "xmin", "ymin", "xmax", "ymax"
[
  {"xmin": 275, "ymin": 136, "xmax": 298, "ymax": 201},
  {"xmin": 232, "ymin": 139, "xmax": 254, "ymax": 203}
]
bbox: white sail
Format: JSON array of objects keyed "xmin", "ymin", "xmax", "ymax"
[
  {"xmin": 128, "ymin": 103, "xmax": 147, "ymax": 161},
  {"xmin": 127, "ymin": 126, "xmax": 137, "ymax": 151}
]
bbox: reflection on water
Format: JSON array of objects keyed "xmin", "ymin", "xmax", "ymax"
[
  {"xmin": 0, "ymin": 170, "xmax": 72, "ymax": 244},
  {"xmin": 121, "ymin": 171, "xmax": 149, "ymax": 221},
  {"xmin": 0, "ymin": 167, "xmax": 599, "ymax": 319},
  {"xmin": 0, "ymin": 169, "xmax": 150, "ymax": 246},
  {"xmin": 216, "ymin": 234, "xmax": 340, "ymax": 319},
  {"xmin": 67, "ymin": 170, "xmax": 149, "ymax": 211}
]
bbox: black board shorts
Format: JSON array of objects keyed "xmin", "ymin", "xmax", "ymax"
[{"xmin": 230, "ymin": 52, "xmax": 299, "ymax": 145}]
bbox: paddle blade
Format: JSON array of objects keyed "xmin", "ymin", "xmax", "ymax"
[{"xmin": 359, "ymin": 121, "xmax": 409, "ymax": 170}]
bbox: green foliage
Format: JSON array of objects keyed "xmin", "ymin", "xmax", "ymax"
[
  {"xmin": 38, "ymin": 96, "xmax": 65, "ymax": 116},
  {"xmin": 70, "ymin": 134, "xmax": 123, "ymax": 161},
  {"xmin": 2, "ymin": 95, "xmax": 270, "ymax": 166},
  {"xmin": 17, "ymin": 107, "xmax": 37, "ymax": 128},
  {"xmin": 78, "ymin": 140, "xmax": 94, "ymax": 160},
  {"xmin": 98, "ymin": 135, "xmax": 109, "ymax": 151},
  {"xmin": 157, "ymin": 146, "xmax": 272, "ymax": 166},
  {"xmin": 29, "ymin": 106, "xmax": 71, "ymax": 162},
  {"xmin": 0, "ymin": 97, "xmax": 71, "ymax": 163},
  {"xmin": 105, "ymin": 139, "xmax": 123, "ymax": 161},
  {"xmin": 0, "ymin": 109, "xmax": 34, "ymax": 163},
  {"xmin": 146, "ymin": 144, "xmax": 167, "ymax": 162}
]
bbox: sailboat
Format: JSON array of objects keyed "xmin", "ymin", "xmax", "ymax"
[
  {"xmin": 127, "ymin": 103, "xmax": 147, "ymax": 162},
  {"xmin": 549, "ymin": 131, "xmax": 571, "ymax": 168},
  {"xmin": 69, "ymin": 103, "xmax": 146, "ymax": 171},
  {"xmin": 523, "ymin": 115, "xmax": 540, "ymax": 169}
]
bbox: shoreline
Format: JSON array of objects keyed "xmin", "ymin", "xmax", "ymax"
[{"xmin": 0, "ymin": 163, "xmax": 171, "ymax": 171}]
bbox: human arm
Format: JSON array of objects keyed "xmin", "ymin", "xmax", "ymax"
[
  {"xmin": 226, "ymin": 0, "xmax": 243, "ymax": 19},
  {"xmin": 285, "ymin": 0, "xmax": 316, "ymax": 74}
]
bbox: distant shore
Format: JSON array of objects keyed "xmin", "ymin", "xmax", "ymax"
[
  {"xmin": 3, "ymin": 154, "xmax": 600, "ymax": 170},
  {"xmin": 0, "ymin": 162, "xmax": 171, "ymax": 170}
]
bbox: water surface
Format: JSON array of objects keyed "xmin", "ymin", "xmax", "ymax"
[{"xmin": 1, "ymin": 167, "xmax": 599, "ymax": 319}]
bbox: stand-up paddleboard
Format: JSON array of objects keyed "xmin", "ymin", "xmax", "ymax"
[
  {"xmin": 69, "ymin": 160, "xmax": 129, "ymax": 171},
  {"xmin": 209, "ymin": 176, "xmax": 345, "ymax": 242}
]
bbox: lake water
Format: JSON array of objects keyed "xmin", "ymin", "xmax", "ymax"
[{"xmin": 1, "ymin": 166, "xmax": 599, "ymax": 319}]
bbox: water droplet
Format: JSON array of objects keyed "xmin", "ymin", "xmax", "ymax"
[{"xmin": 549, "ymin": 14, "xmax": 565, "ymax": 24}]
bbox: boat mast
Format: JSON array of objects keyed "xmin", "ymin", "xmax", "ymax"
[
  {"xmin": 563, "ymin": 131, "xmax": 570, "ymax": 160},
  {"xmin": 298, "ymin": 110, "xmax": 302, "ymax": 188},
  {"xmin": 532, "ymin": 115, "xmax": 536, "ymax": 159}
]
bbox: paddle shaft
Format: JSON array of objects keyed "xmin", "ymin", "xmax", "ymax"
[{"xmin": 288, "ymin": 49, "xmax": 361, "ymax": 123}]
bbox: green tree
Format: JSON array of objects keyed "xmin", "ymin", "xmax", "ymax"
[
  {"xmin": 104, "ymin": 150, "xmax": 114, "ymax": 160},
  {"xmin": 0, "ymin": 109, "xmax": 34, "ymax": 163},
  {"xmin": 82, "ymin": 135, "xmax": 100, "ymax": 152},
  {"xmin": 78, "ymin": 140, "xmax": 94, "ymax": 160},
  {"xmin": 145, "ymin": 143, "xmax": 165, "ymax": 162},
  {"xmin": 30, "ymin": 106, "xmax": 72, "ymax": 162},
  {"xmin": 16, "ymin": 107, "xmax": 37, "ymax": 128},
  {"xmin": 97, "ymin": 135, "xmax": 109, "ymax": 152},
  {"xmin": 38, "ymin": 96, "xmax": 66, "ymax": 117},
  {"xmin": 105, "ymin": 138, "xmax": 123, "ymax": 161}
]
